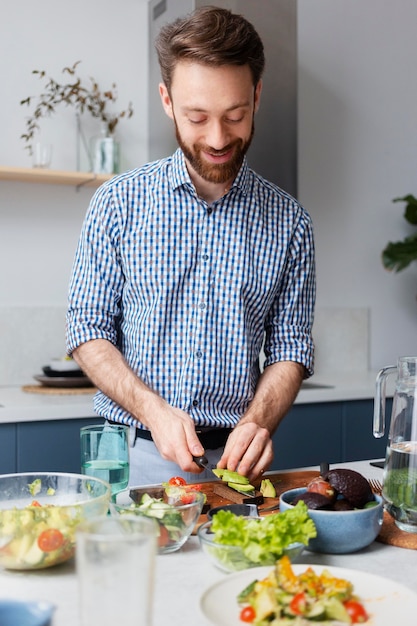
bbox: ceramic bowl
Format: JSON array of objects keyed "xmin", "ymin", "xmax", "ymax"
[
  {"xmin": 0, "ymin": 472, "xmax": 111, "ymax": 570},
  {"xmin": 197, "ymin": 518, "xmax": 305, "ymax": 573},
  {"xmin": 110, "ymin": 487, "xmax": 205, "ymax": 554},
  {"xmin": 0, "ymin": 600, "xmax": 54, "ymax": 626},
  {"xmin": 279, "ymin": 487, "xmax": 383, "ymax": 554}
]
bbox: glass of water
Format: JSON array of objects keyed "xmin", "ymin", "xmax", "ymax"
[{"xmin": 80, "ymin": 424, "xmax": 129, "ymax": 495}]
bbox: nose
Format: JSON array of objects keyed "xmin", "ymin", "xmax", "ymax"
[{"xmin": 205, "ymin": 120, "xmax": 230, "ymax": 151}]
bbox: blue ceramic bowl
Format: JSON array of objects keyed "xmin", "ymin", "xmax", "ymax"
[
  {"xmin": 0, "ymin": 600, "xmax": 54, "ymax": 626},
  {"xmin": 279, "ymin": 487, "xmax": 383, "ymax": 554}
]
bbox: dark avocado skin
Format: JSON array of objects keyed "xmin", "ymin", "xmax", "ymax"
[
  {"xmin": 323, "ymin": 469, "xmax": 373, "ymax": 508},
  {"xmin": 292, "ymin": 492, "xmax": 333, "ymax": 510}
]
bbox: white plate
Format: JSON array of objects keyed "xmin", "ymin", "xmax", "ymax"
[{"xmin": 200, "ymin": 564, "xmax": 417, "ymax": 625}]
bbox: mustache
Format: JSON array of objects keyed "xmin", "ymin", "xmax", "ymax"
[{"xmin": 198, "ymin": 140, "xmax": 242, "ymax": 156}]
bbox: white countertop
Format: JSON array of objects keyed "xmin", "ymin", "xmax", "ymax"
[
  {"xmin": 0, "ymin": 460, "xmax": 415, "ymax": 626},
  {"xmin": 0, "ymin": 370, "xmax": 386, "ymax": 425}
]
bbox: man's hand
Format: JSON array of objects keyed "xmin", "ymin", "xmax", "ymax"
[
  {"xmin": 73, "ymin": 339, "xmax": 205, "ymax": 472},
  {"xmin": 217, "ymin": 422, "xmax": 273, "ymax": 482}
]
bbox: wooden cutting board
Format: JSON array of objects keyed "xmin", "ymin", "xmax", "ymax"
[{"xmin": 194, "ymin": 470, "xmax": 320, "ymax": 528}]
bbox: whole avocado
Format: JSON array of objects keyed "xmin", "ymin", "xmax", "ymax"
[{"xmin": 323, "ymin": 468, "xmax": 373, "ymax": 508}]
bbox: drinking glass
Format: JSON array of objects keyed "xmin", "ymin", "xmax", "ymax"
[
  {"xmin": 76, "ymin": 515, "xmax": 156, "ymax": 626},
  {"xmin": 80, "ymin": 424, "xmax": 129, "ymax": 494},
  {"xmin": 32, "ymin": 142, "xmax": 52, "ymax": 168}
]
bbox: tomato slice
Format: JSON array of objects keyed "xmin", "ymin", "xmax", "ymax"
[
  {"xmin": 239, "ymin": 606, "xmax": 256, "ymax": 623},
  {"xmin": 168, "ymin": 476, "xmax": 187, "ymax": 486},
  {"xmin": 289, "ymin": 592, "xmax": 306, "ymax": 615},
  {"xmin": 183, "ymin": 483, "xmax": 203, "ymax": 491},
  {"xmin": 344, "ymin": 600, "xmax": 368, "ymax": 623},
  {"xmin": 30, "ymin": 500, "xmax": 42, "ymax": 507},
  {"xmin": 180, "ymin": 493, "xmax": 196, "ymax": 504},
  {"xmin": 37, "ymin": 528, "xmax": 65, "ymax": 552}
]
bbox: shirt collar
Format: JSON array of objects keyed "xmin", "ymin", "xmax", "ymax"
[{"xmin": 169, "ymin": 148, "xmax": 251, "ymax": 196}]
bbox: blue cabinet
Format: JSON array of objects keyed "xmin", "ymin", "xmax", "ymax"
[
  {"xmin": 1, "ymin": 398, "xmax": 391, "ymax": 476},
  {"xmin": 0, "ymin": 424, "xmax": 16, "ymax": 474},
  {"xmin": 0, "ymin": 417, "xmax": 103, "ymax": 475},
  {"xmin": 271, "ymin": 399, "xmax": 390, "ymax": 470}
]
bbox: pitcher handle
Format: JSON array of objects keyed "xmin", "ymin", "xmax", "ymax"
[{"xmin": 373, "ymin": 365, "xmax": 396, "ymax": 438}]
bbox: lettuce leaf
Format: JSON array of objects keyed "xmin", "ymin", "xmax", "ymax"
[{"xmin": 210, "ymin": 501, "xmax": 316, "ymax": 567}]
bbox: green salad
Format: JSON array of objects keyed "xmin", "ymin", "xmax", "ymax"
[{"xmin": 208, "ymin": 502, "xmax": 316, "ymax": 570}]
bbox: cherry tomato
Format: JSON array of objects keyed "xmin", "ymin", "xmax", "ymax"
[
  {"xmin": 168, "ymin": 476, "xmax": 187, "ymax": 486},
  {"xmin": 289, "ymin": 592, "xmax": 306, "ymax": 615},
  {"xmin": 180, "ymin": 493, "xmax": 196, "ymax": 504},
  {"xmin": 239, "ymin": 606, "xmax": 256, "ymax": 623},
  {"xmin": 37, "ymin": 528, "xmax": 64, "ymax": 552},
  {"xmin": 344, "ymin": 600, "xmax": 368, "ymax": 623}
]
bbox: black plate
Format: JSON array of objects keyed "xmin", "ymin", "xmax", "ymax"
[
  {"xmin": 42, "ymin": 365, "xmax": 84, "ymax": 378},
  {"xmin": 34, "ymin": 375, "xmax": 94, "ymax": 388}
]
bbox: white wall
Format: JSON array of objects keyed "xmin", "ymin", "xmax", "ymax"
[
  {"xmin": 1, "ymin": 0, "xmax": 416, "ymax": 384},
  {"xmin": 298, "ymin": 0, "xmax": 417, "ymax": 370}
]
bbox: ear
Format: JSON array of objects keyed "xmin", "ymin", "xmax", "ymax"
[
  {"xmin": 159, "ymin": 83, "xmax": 174, "ymax": 120},
  {"xmin": 254, "ymin": 80, "xmax": 263, "ymax": 113}
]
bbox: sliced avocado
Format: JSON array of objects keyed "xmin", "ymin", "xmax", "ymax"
[
  {"xmin": 220, "ymin": 470, "xmax": 250, "ymax": 485},
  {"xmin": 323, "ymin": 597, "xmax": 351, "ymax": 623},
  {"xmin": 211, "ymin": 468, "xmax": 225, "ymax": 478},
  {"xmin": 260, "ymin": 478, "xmax": 276, "ymax": 498},
  {"xmin": 228, "ymin": 482, "xmax": 255, "ymax": 494}
]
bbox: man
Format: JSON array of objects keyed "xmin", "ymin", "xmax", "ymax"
[{"xmin": 66, "ymin": 6, "xmax": 315, "ymax": 486}]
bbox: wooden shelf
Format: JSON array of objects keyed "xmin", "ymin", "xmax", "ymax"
[{"xmin": 0, "ymin": 165, "xmax": 112, "ymax": 188}]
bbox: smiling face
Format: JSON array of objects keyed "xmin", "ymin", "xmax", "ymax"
[{"xmin": 159, "ymin": 61, "xmax": 262, "ymax": 194}]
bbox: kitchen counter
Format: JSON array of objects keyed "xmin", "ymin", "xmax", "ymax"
[
  {"xmin": 0, "ymin": 370, "xmax": 387, "ymax": 424},
  {"xmin": 0, "ymin": 460, "xmax": 415, "ymax": 626}
]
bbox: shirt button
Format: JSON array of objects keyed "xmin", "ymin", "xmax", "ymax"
[
  {"xmin": 207, "ymin": 207, "xmax": 213, "ymax": 215},
  {"xmin": 195, "ymin": 350, "xmax": 203, "ymax": 358},
  {"xmin": 192, "ymin": 399, "xmax": 199, "ymax": 407},
  {"xmin": 199, "ymin": 303, "xmax": 206, "ymax": 310},
  {"xmin": 202, "ymin": 254, "xmax": 209, "ymax": 261}
]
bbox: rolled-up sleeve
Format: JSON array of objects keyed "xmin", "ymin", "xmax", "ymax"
[
  {"xmin": 66, "ymin": 184, "xmax": 124, "ymax": 354},
  {"xmin": 262, "ymin": 210, "xmax": 316, "ymax": 377}
]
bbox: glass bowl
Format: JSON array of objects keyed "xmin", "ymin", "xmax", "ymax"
[
  {"xmin": 197, "ymin": 518, "xmax": 305, "ymax": 573},
  {"xmin": 110, "ymin": 486, "xmax": 205, "ymax": 554},
  {"xmin": 0, "ymin": 472, "xmax": 111, "ymax": 570}
]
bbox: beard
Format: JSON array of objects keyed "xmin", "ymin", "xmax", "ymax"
[{"xmin": 174, "ymin": 118, "xmax": 255, "ymax": 185}]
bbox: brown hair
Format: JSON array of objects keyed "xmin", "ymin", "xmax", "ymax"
[{"xmin": 155, "ymin": 5, "xmax": 265, "ymax": 94}]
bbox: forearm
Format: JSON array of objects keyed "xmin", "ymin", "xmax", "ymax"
[
  {"xmin": 72, "ymin": 339, "xmax": 162, "ymax": 428},
  {"xmin": 239, "ymin": 360, "xmax": 305, "ymax": 434}
]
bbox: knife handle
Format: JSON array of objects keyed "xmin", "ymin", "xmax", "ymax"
[{"xmin": 193, "ymin": 455, "xmax": 209, "ymax": 469}]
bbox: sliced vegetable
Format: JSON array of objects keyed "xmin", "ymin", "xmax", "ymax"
[
  {"xmin": 37, "ymin": 528, "xmax": 65, "ymax": 552},
  {"xmin": 344, "ymin": 600, "xmax": 368, "ymax": 623},
  {"xmin": 238, "ymin": 556, "xmax": 368, "ymax": 624},
  {"xmin": 239, "ymin": 606, "xmax": 256, "ymax": 623}
]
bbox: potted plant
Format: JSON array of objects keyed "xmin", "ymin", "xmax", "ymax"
[
  {"xmin": 20, "ymin": 61, "xmax": 134, "ymax": 173},
  {"xmin": 382, "ymin": 194, "xmax": 417, "ymax": 274}
]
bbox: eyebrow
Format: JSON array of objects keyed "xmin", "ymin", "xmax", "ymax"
[{"xmin": 181, "ymin": 100, "xmax": 252, "ymax": 114}]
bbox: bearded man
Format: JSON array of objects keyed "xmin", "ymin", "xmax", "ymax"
[{"xmin": 66, "ymin": 6, "xmax": 316, "ymax": 486}]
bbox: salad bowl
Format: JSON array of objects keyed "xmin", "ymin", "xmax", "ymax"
[
  {"xmin": 110, "ymin": 486, "xmax": 205, "ymax": 553},
  {"xmin": 0, "ymin": 472, "xmax": 111, "ymax": 570},
  {"xmin": 197, "ymin": 504, "xmax": 315, "ymax": 573}
]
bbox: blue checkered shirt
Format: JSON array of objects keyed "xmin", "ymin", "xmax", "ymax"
[{"xmin": 66, "ymin": 149, "xmax": 315, "ymax": 428}]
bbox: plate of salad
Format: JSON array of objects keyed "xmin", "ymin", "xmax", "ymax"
[{"xmin": 200, "ymin": 557, "xmax": 417, "ymax": 625}]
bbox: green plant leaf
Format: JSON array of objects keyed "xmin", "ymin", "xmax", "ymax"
[
  {"xmin": 382, "ymin": 233, "xmax": 417, "ymax": 272},
  {"xmin": 393, "ymin": 194, "xmax": 417, "ymax": 225}
]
